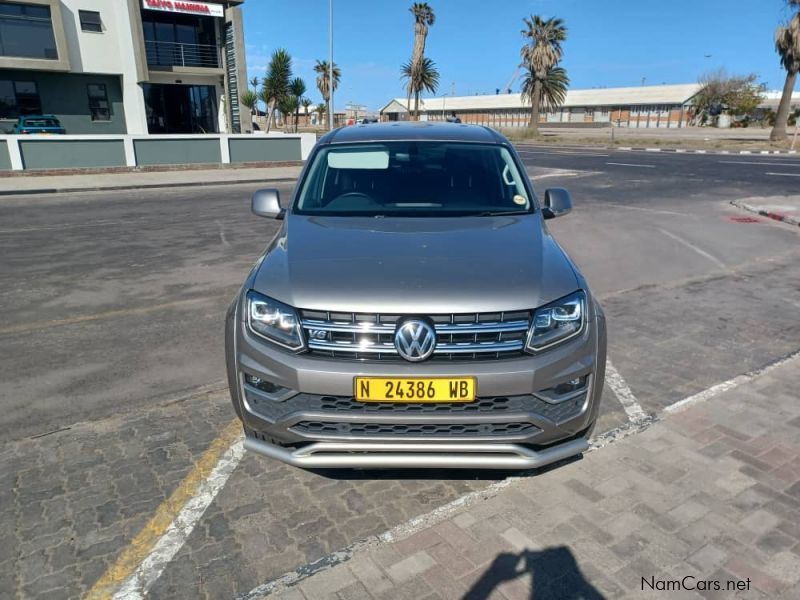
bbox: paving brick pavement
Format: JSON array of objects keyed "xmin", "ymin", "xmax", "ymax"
[{"xmin": 263, "ymin": 356, "xmax": 800, "ymax": 600}]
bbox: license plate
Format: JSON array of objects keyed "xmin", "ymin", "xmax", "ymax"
[{"xmin": 354, "ymin": 377, "xmax": 476, "ymax": 403}]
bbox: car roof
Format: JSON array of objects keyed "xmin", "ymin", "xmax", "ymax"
[
  {"xmin": 318, "ymin": 121, "xmax": 506, "ymax": 145},
  {"xmin": 22, "ymin": 114, "xmax": 59, "ymax": 120}
]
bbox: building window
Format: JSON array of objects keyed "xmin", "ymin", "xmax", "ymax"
[
  {"xmin": 87, "ymin": 83, "xmax": 111, "ymax": 121},
  {"xmin": 0, "ymin": 79, "xmax": 42, "ymax": 117},
  {"xmin": 79, "ymin": 10, "xmax": 102, "ymax": 33},
  {"xmin": 0, "ymin": 2, "xmax": 58, "ymax": 59}
]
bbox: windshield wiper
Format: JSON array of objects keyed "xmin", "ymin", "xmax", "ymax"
[{"xmin": 473, "ymin": 210, "xmax": 530, "ymax": 216}]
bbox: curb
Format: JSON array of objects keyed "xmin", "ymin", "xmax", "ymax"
[
  {"xmin": 730, "ymin": 199, "xmax": 800, "ymax": 227},
  {"xmin": 620, "ymin": 147, "xmax": 797, "ymax": 155},
  {"xmin": 0, "ymin": 176, "xmax": 298, "ymax": 197}
]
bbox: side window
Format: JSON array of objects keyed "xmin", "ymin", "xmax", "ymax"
[
  {"xmin": 87, "ymin": 84, "xmax": 110, "ymax": 121},
  {"xmin": 79, "ymin": 10, "xmax": 102, "ymax": 33}
]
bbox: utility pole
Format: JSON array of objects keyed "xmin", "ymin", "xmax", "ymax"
[{"xmin": 328, "ymin": 0, "xmax": 334, "ymax": 131}]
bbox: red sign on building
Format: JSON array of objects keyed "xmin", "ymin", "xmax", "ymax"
[{"xmin": 143, "ymin": 0, "xmax": 225, "ymax": 18}]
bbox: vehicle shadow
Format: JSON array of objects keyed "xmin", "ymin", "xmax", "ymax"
[
  {"xmin": 308, "ymin": 454, "xmax": 582, "ymax": 481},
  {"xmin": 463, "ymin": 546, "xmax": 603, "ymax": 600}
]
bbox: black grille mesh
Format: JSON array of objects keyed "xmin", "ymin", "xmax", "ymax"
[{"xmin": 291, "ymin": 421, "xmax": 538, "ymax": 438}]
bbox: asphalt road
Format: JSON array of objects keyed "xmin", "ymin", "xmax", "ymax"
[{"xmin": 2, "ymin": 146, "xmax": 800, "ymax": 598}]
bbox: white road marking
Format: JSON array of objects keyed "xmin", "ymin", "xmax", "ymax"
[
  {"xmin": 517, "ymin": 150, "xmax": 609, "ymax": 157},
  {"xmin": 529, "ymin": 170, "xmax": 596, "ymax": 180},
  {"xmin": 605, "ymin": 203, "xmax": 694, "ymax": 218},
  {"xmin": 766, "ymin": 172, "xmax": 800, "ymax": 177},
  {"xmin": 665, "ymin": 349, "xmax": 800, "ymax": 414},
  {"xmin": 657, "ymin": 228, "xmax": 726, "ymax": 270},
  {"xmin": 719, "ymin": 160, "xmax": 800, "ymax": 166},
  {"xmin": 645, "ymin": 148, "xmax": 661, "ymax": 152},
  {"xmin": 606, "ymin": 162, "xmax": 655, "ymax": 168},
  {"xmin": 113, "ymin": 436, "xmax": 245, "ymax": 599},
  {"xmin": 216, "ymin": 220, "xmax": 230, "ymax": 247},
  {"xmin": 605, "ymin": 360, "xmax": 648, "ymax": 424}
]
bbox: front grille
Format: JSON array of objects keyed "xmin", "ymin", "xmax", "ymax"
[
  {"xmin": 244, "ymin": 390, "xmax": 587, "ymax": 425},
  {"xmin": 290, "ymin": 421, "xmax": 538, "ymax": 438},
  {"xmin": 300, "ymin": 309, "xmax": 530, "ymax": 361}
]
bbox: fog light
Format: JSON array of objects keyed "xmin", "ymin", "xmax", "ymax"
[
  {"xmin": 244, "ymin": 374, "xmax": 286, "ymax": 394},
  {"xmin": 534, "ymin": 376, "xmax": 589, "ymax": 404}
]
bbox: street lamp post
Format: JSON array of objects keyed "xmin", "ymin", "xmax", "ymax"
[
  {"xmin": 328, "ymin": 0, "xmax": 333, "ymax": 131},
  {"xmin": 442, "ymin": 93, "xmax": 448, "ymax": 120}
]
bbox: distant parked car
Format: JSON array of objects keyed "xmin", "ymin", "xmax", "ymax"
[
  {"xmin": 13, "ymin": 115, "xmax": 66, "ymax": 134},
  {"xmin": 360, "ymin": 117, "xmax": 379, "ymax": 124}
]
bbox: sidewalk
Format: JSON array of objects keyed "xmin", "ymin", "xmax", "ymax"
[
  {"xmin": 264, "ymin": 356, "xmax": 800, "ymax": 600},
  {"xmin": 732, "ymin": 196, "xmax": 800, "ymax": 228},
  {"xmin": 0, "ymin": 164, "xmax": 302, "ymax": 195}
]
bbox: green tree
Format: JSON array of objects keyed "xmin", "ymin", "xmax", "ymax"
[
  {"xmin": 261, "ymin": 49, "xmax": 292, "ymax": 133},
  {"xmin": 248, "ymin": 76, "xmax": 260, "ymax": 113},
  {"xmin": 771, "ymin": 1, "xmax": 800, "ymax": 141},
  {"xmin": 239, "ymin": 89, "xmax": 257, "ymax": 128},
  {"xmin": 520, "ymin": 15, "xmax": 567, "ymax": 131},
  {"xmin": 316, "ymin": 102, "xmax": 327, "ymax": 126},
  {"xmin": 401, "ymin": 56, "xmax": 440, "ymax": 118},
  {"xmin": 521, "ymin": 65, "xmax": 569, "ymax": 122},
  {"xmin": 278, "ymin": 95, "xmax": 299, "ymax": 132},
  {"xmin": 301, "ymin": 97, "xmax": 313, "ymax": 128},
  {"xmin": 314, "ymin": 60, "xmax": 341, "ymax": 124},
  {"xmin": 289, "ymin": 77, "xmax": 306, "ymax": 133},
  {"xmin": 693, "ymin": 69, "xmax": 766, "ymax": 125}
]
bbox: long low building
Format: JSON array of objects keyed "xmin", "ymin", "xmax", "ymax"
[{"xmin": 380, "ymin": 83, "xmax": 704, "ymax": 128}]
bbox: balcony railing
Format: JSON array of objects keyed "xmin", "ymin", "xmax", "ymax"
[{"xmin": 145, "ymin": 40, "xmax": 220, "ymax": 69}]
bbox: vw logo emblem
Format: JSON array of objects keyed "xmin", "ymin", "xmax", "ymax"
[{"xmin": 394, "ymin": 319, "xmax": 436, "ymax": 362}]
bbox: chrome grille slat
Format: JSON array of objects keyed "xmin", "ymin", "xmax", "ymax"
[
  {"xmin": 302, "ymin": 319, "xmax": 529, "ymax": 334},
  {"xmin": 300, "ymin": 309, "xmax": 531, "ymax": 361}
]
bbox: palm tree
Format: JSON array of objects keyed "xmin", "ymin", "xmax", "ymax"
[
  {"xmin": 410, "ymin": 3, "xmax": 435, "ymax": 67},
  {"xmin": 770, "ymin": 1, "xmax": 800, "ymax": 141},
  {"xmin": 408, "ymin": 3, "xmax": 435, "ymax": 112},
  {"xmin": 301, "ymin": 97, "xmax": 312, "ymax": 128},
  {"xmin": 289, "ymin": 77, "xmax": 306, "ymax": 133},
  {"xmin": 239, "ymin": 89, "xmax": 257, "ymax": 129},
  {"xmin": 314, "ymin": 60, "xmax": 341, "ymax": 123},
  {"xmin": 262, "ymin": 48, "xmax": 292, "ymax": 132},
  {"xmin": 521, "ymin": 65, "xmax": 569, "ymax": 123},
  {"xmin": 248, "ymin": 76, "xmax": 261, "ymax": 113},
  {"xmin": 520, "ymin": 15, "xmax": 567, "ymax": 131},
  {"xmin": 401, "ymin": 56, "xmax": 440, "ymax": 118},
  {"xmin": 316, "ymin": 102, "xmax": 327, "ymax": 126},
  {"xmin": 279, "ymin": 95, "xmax": 299, "ymax": 132}
]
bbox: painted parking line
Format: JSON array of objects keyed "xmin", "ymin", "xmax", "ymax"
[
  {"xmin": 605, "ymin": 359, "xmax": 648, "ymax": 424},
  {"xmin": 606, "ymin": 162, "xmax": 655, "ymax": 168},
  {"xmin": 765, "ymin": 172, "xmax": 800, "ymax": 177},
  {"xmin": 86, "ymin": 419, "xmax": 244, "ymax": 600},
  {"xmin": 665, "ymin": 347, "xmax": 800, "ymax": 414},
  {"xmin": 657, "ymin": 228, "xmax": 726, "ymax": 270}
]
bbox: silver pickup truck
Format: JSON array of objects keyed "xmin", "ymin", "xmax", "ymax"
[{"xmin": 225, "ymin": 122, "xmax": 606, "ymax": 470}]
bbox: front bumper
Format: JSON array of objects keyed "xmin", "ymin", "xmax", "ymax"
[{"xmin": 226, "ymin": 299, "xmax": 606, "ymax": 469}]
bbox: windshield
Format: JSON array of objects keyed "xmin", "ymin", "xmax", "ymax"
[
  {"xmin": 294, "ymin": 141, "xmax": 532, "ymax": 217},
  {"xmin": 23, "ymin": 118, "xmax": 60, "ymax": 127}
]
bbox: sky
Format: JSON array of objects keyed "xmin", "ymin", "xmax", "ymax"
[{"xmin": 240, "ymin": 0, "xmax": 798, "ymax": 111}]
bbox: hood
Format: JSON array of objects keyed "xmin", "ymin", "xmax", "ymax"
[{"xmin": 252, "ymin": 214, "xmax": 579, "ymax": 314}]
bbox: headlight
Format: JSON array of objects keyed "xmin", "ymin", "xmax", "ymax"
[
  {"xmin": 246, "ymin": 290, "xmax": 305, "ymax": 351},
  {"xmin": 526, "ymin": 290, "xmax": 586, "ymax": 352}
]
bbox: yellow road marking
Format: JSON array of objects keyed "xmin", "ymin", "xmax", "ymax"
[
  {"xmin": 85, "ymin": 418, "xmax": 241, "ymax": 600},
  {"xmin": 0, "ymin": 297, "xmax": 211, "ymax": 336}
]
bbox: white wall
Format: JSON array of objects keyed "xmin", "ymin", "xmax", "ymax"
[{"xmin": 60, "ymin": 0, "xmax": 148, "ymax": 134}]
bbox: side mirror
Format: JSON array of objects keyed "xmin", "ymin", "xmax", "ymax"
[
  {"xmin": 542, "ymin": 188, "xmax": 572, "ymax": 219},
  {"xmin": 251, "ymin": 189, "xmax": 284, "ymax": 219}
]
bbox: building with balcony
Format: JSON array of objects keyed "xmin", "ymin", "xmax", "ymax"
[{"xmin": 0, "ymin": 0, "xmax": 248, "ymax": 134}]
